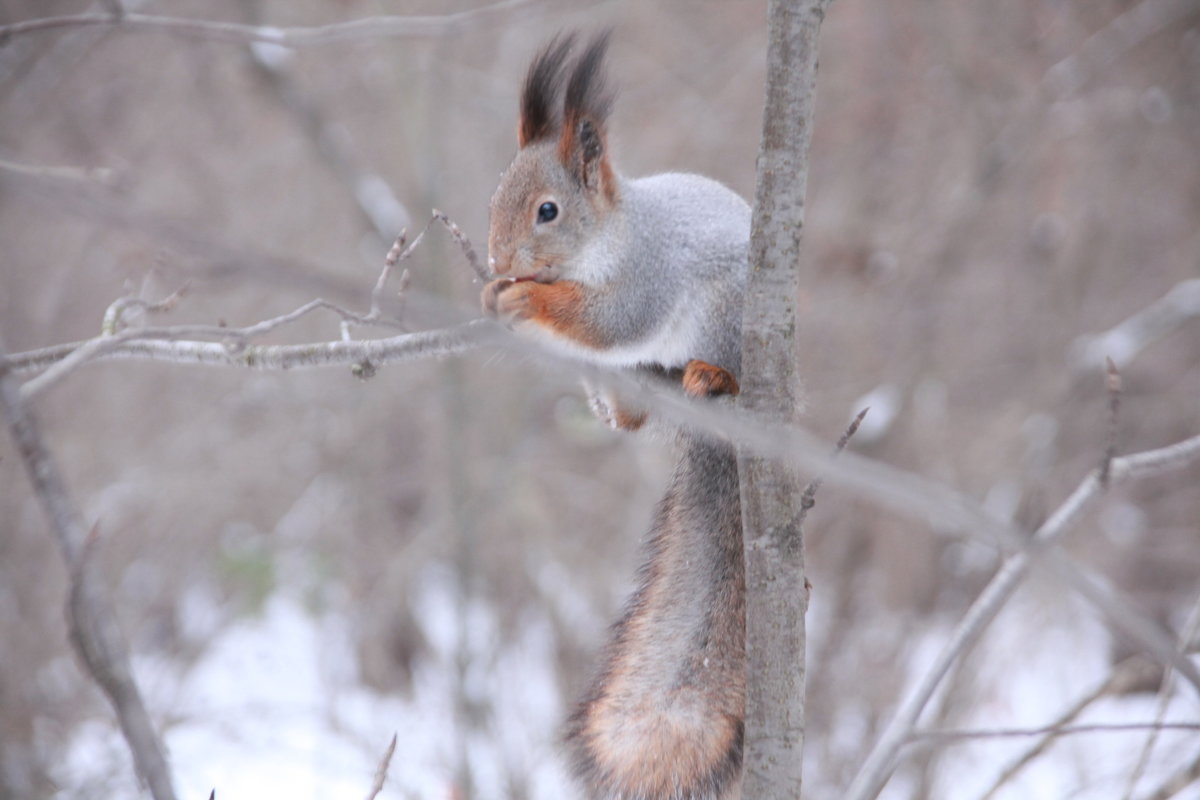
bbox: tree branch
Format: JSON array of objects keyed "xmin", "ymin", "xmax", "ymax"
[
  {"xmin": 844, "ymin": 432, "xmax": 1200, "ymax": 800},
  {"xmin": 1122, "ymin": 592, "xmax": 1200, "ymax": 799},
  {"xmin": 909, "ymin": 721, "xmax": 1200, "ymax": 746},
  {"xmin": 8, "ymin": 321, "xmax": 492, "ymax": 382},
  {"xmin": 1069, "ymin": 278, "xmax": 1200, "ymax": 373},
  {"xmin": 739, "ymin": 1, "xmax": 833, "ymax": 797},
  {"xmin": 0, "ymin": 0, "xmax": 544, "ymax": 47},
  {"xmin": 0, "ymin": 343, "xmax": 177, "ymax": 800},
  {"xmin": 979, "ymin": 656, "xmax": 1163, "ymax": 799},
  {"xmin": 364, "ymin": 733, "xmax": 398, "ymax": 800}
]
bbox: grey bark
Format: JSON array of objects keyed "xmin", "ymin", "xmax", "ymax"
[
  {"xmin": 738, "ymin": 1, "xmax": 831, "ymax": 797},
  {"xmin": 0, "ymin": 344, "xmax": 179, "ymax": 800}
]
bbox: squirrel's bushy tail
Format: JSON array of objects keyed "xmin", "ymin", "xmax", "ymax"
[{"xmin": 566, "ymin": 434, "xmax": 744, "ymax": 800}]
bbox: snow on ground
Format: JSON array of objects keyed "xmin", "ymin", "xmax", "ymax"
[
  {"xmin": 59, "ymin": 561, "xmax": 1198, "ymax": 799},
  {"xmin": 59, "ymin": 565, "xmax": 572, "ymax": 800}
]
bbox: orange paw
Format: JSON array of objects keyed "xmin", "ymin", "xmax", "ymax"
[
  {"xmin": 482, "ymin": 278, "xmax": 534, "ymax": 324},
  {"xmin": 682, "ymin": 360, "xmax": 740, "ymax": 398}
]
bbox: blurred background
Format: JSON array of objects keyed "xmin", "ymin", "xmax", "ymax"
[{"xmin": 1, "ymin": 1, "xmax": 1198, "ymax": 798}]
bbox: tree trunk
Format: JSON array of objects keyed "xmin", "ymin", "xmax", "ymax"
[{"xmin": 739, "ymin": 1, "xmax": 831, "ymax": 797}]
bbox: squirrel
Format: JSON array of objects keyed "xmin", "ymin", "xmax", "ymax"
[{"xmin": 482, "ymin": 32, "xmax": 750, "ymax": 800}]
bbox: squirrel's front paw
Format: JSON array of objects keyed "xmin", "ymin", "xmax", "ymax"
[{"xmin": 481, "ymin": 278, "xmax": 534, "ymax": 325}]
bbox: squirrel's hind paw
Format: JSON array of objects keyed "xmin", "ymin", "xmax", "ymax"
[{"xmin": 682, "ymin": 360, "xmax": 740, "ymax": 398}]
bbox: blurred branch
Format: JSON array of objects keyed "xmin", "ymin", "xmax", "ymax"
[
  {"xmin": 1123, "ymin": 592, "xmax": 1200, "ymax": 800},
  {"xmin": 237, "ymin": 7, "xmax": 408, "ymax": 245},
  {"xmin": 1141, "ymin": 750, "xmax": 1200, "ymax": 800},
  {"xmin": 0, "ymin": 155, "xmax": 116, "ymax": 184},
  {"xmin": 1043, "ymin": 0, "xmax": 1200, "ymax": 98},
  {"xmin": 2, "ymin": 170, "xmax": 366, "ymax": 301},
  {"xmin": 1069, "ymin": 279, "xmax": 1200, "ymax": 374},
  {"xmin": 979, "ymin": 656, "xmax": 1163, "ymax": 800},
  {"xmin": 364, "ymin": 733, "xmax": 397, "ymax": 800},
  {"xmin": 1101, "ymin": 357, "xmax": 1122, "ymax": 487},
  {"xmin": 844, "ymin": 430, "xmax": 1200, "ymax": 800},
  {"xmin": 909, "ymin": 721, "xmax": 1200, "ymax": 745},
  {"xmin": 0, "ymin": 343, "xmax": 177, "ymax": 800},
  {"xmin": 0, "ymin": 0, "xmax": 545, "ymax": 47},
  {"xmin": 797, "ymin": 406, "xmax": 869, "ymax": 526}
]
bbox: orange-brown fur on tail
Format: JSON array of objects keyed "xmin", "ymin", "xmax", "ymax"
[{"xmin": 566, "ymin": 434, "xmax": 744, "ymax": 800}]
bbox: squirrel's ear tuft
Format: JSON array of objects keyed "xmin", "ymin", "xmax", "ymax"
[
  {"xmin": 559, "ymin": 31, "xmax": 616, "ymax": 200},
  {"xmin": 519, "ymin": 33, "xmax": 576, "ymax": 148}
]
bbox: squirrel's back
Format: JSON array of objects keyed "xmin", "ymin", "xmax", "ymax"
[{"xmin": 621, "ymin": 172, "xmax": 750, "ymax": 374}]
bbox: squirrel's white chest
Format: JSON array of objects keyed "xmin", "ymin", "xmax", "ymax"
[{"xmin": 536, "ymin": 300, "xmax": 703, "ymax": 371}]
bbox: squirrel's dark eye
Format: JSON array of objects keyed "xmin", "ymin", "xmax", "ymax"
[{"xmin": 537, "ymin": 201, "xmax": 558, "ymax": 224}]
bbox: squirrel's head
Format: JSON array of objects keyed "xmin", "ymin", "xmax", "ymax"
[{"xmin": 488, "ymin": 32, "xmax": 618, "ymax": 281}]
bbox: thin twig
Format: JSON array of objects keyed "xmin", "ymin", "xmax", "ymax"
[
  {"xmin": 1101, "ymin": 356, "xmax": 1122, "ymax": 488},
  {"xmin": 0, "ymin": 0, "xmax": 543, "ymax": 47},
  {"xmin": 364, "ymin": 733, "xmax": 398, "ymax": 800},
  {"xmin": 798, "ymin": 406, "xmax": 869, "ymax": 522},
  {"xmin": 0, "ymin": 344, "xmax": 178, "ymax": 800},
  {"xmin": 1141, "ymin": 750, "xmax": 1200, "ymax": 800},
  {"xmin": 0, "ymin": 156, "xmax": 116, "ymax": 184},
  {"xmin": 101, "ymin": 283, "xmax": 190, "ymax": 335},
  {"xmin": 909, "ymin": 721, "xmax": 1200, "ymax": 746},
  {"xmin": 978, "ymin": 656, "xmax": 1162, "ymax": 800},
  {"xmin": 371, "ymin": 232, "xmax": 410, "ymax": 318},
  {"xmin": 433, "ymin": 208, "xmax": 489, "ymax": 281},
  {"xmin": 1122, "ymin": 592, "xmax": 1200, "ymax": 799},
  {"xmin": 843, "ymin": 435, "xmax": 1200, "ymax": 800},
  {"xmin": 21, "ymin": 297, "xmax": 410, "ymax": 400}
]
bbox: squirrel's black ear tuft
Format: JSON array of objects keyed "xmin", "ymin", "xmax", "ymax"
[
  {"xmin": 519, "ymin": 33, "xmax": 576, "ymax": 148},
  {"xmin": 559, "ymin": 31, "xmax": 616, "ymax": 199},
  {"xmin": 562, "ymin": 31, "xmax": 614, "ymax": 134}
]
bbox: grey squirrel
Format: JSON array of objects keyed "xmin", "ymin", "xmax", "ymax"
[{"xmin": 482, "ymin": 33, "xmax": 750, "ymax": 800}]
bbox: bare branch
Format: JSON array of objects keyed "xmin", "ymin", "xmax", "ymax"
[
  {"xmin": 0, "ymin": 344, "xmax": 177, "ymax": 800},
  {"xmin": 364, "ymin": 733, "xmax": 398, "ymax": 800},
  {"xmin": 1069, "ymin": 278, "xmax": 1200, "ymax": 373},
  {"xmin": 1141, "ymin": 750, "xmax": 1200, "ymax": 800},
  {"xmin": 979, "ymin": 656, "xmax": 1163, "ymax": 799},
  {"xmin": 8, "ymin": 321, "xmax": 491, "ymax": 382},
  {"xmin": 909, "ymin": 721, "xmax": 1200, "ymax": 746},
  {"xmin": 372, "ymin": 233, "xmax": 411, "ymax": 319},
  {"xmin": 1101, "ymin": 356, "xmax": 1122, "ymax": 488},
  {"xmin": 102, "ymin": 284, "xmax": 190, "ymax": 335},
  {"xmin": 1122, "ymin": 592, "xmax": 1200, "ymax": 799},
  {"xmin": 20, "ymin": 296, "xmax": 412, "ymax": 401},
  {"xmin": 844, "ymin": 433, "xmax": 1200, "ymax": 800},
  {"xmin": 0, "ymin": 0, "xmax": 544, "ymax": 47},
  {"xmin": 798, "ymin": 406, "xmax": 869, "ymax": 523},
  {"xmin": 0, "ymin": 155, "xmax": 117, "ymax": 184},
  {"xmin": 240, "ymin": 34, "xmax": 409, "ymax": 244},
  {"xmin": 16, "ymin": 207, "xmax": 494, "ymax": 398},
  {"xmin": 1043, "ymin": 0, "xmax": 1200, "ymax": 99},
  {"xmin": 433, "ymin": 208, "xmax": 489, "ymax": 282}
]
